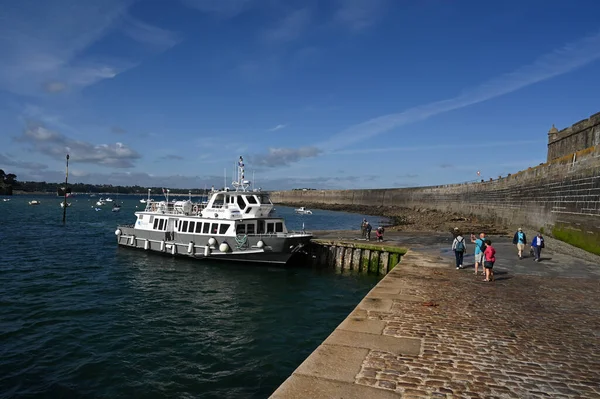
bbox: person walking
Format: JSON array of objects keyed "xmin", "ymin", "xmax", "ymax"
[
  {"xmin": 365, "ymin": 221, "xmax": 372, "ymax": 241},
  {"xmin": 375, "ymin": 226, "xmax": 385, "ymax": 242},
  {"xmin": 470, "ymin": 232, "xmax": 487, "ymax": 275},
  {"xmin": 531, "ymin": 232, "xmax": 545, "ymax": 262},
  {"xmin": 360, "ymin": 219, "xmax": 367, "ymax": 239},
  {"xmin": 483, "ymin": 239, "xmax": 496, "ymax": 282},
  {"xmin": 512, "ymin": 227, "xmax": 527, "ymax": 259},
  {"xmin": 452, "ymin": 228, "xmax": 467, "ymax": 270}
]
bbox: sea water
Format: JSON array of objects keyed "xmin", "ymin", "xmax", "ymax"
[{"xmin": 0, "ymin": 195, "xmax": 385, "ymax": 398}]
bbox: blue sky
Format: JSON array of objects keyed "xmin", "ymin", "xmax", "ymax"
[{"xmin": 1, "ymin": 0, "xmax": 600, "ymax": 190}]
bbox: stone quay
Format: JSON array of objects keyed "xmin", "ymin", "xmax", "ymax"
[{"xmin": 271, "ymin": 232, "xmax": 600, "ymax": 398}]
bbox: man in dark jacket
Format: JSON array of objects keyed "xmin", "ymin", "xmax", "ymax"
[{"xmin": 512, "ymin": 227, "xmax": 527, "ymax": 259}]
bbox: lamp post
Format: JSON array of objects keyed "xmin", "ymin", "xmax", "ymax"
[{"xmin": 62, "ymin": 154, "xmax": 69, "ymax": 224}]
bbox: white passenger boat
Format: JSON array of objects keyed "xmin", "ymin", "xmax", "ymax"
[
  {"xmin": 295, "ymin": 207, "xmax": 313, "ymax": 215},
  {"xmin": 116, "ymin": 156, "xmax": 312, "ymax": 264}
]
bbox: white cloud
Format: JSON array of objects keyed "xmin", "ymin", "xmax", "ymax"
[
  {"xmin": 268, "ymin": 124, "xmax": 288, "ymax": 132},
  {"xmin": 16, "ymin": 123, "xmax": 141, "ymax": 168},
  {"xmin": 318, "ymin": 31, "xmax": 600, "ymax": 152}
]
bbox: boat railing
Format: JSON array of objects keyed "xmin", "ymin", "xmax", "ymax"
[{"xmin": 143, "ymin": 201, "xmax": 208, "ymax": 215}]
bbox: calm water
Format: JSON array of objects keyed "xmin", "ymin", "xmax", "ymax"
[{"xmin": 0, "ymin": 195, "xmax": 385, "ymax": 399}]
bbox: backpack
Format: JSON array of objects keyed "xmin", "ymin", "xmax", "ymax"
[
  {"xmin": 478, "ymin": 240, "xmax": 487, "ymax": 253},
  {"xmin": 455, "ymin": 237, "xmax": 465, "ymax": 252}
]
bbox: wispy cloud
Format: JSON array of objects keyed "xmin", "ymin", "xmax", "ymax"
[
  {"xmin": 0, "ymin": 153, "xmax": 48, "ymax": 171},
  {"xmin": 439, "ymin": 163, "xmax": 454, "ymax": 169},
  {"xmin": 122, "ymin": 16, "xmax": 182, "ymax": 51},
  {"xmin": 268, "ymin": 124, "xmax": 288, "ymax": 132},
  {"xmin": 331, "ymin": 140, "xmax": 547, "ymax": 155},
  {"xmin": 261, "ymin": 8, "xmax": 311, "ymax": 44},
  {"xmin": 0, "ymin": 0, "xmax": 180, "ymax": 96},
  {"xmin": 251, "ymin": 147, "xmax": 322, "ymax": 167},
  {"xmin": 15, "ymin": 123, "xmax": 141, "ymax": 168},
  {"xmin": 319, "ymin": 31, "xmax": 600, "ymax": 152},
  {"xmin": 0, "ymin": 0, "xmax": 135, "ymax": 95},
  {"xmin": 333, "ymin": 0, "xmax": 389, "ymax": 31}
]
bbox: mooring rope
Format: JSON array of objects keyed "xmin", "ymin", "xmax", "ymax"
[{"xmin": 235, "ymin": 234, "xmax": 248, "ymax": 250}]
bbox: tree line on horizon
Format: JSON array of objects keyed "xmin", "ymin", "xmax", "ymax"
[{"xmin": 0, "ymin": 170, "xmax": 211, "ymax": 195}]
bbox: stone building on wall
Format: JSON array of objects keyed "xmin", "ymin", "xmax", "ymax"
[{"xmin": 547, "ymin": 112, "xmax": 600, "ymax": 161}]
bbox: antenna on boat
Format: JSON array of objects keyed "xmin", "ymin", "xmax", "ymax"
[{"xmin": 232, "ymin": 156, "xmax": 250, "ymax": 192}]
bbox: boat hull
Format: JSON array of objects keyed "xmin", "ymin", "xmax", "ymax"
[{"xmin": 116, "ymin": 226, "xmax": 312, "ymax": 265}]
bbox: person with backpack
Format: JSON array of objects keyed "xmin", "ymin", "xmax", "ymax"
[
  {"xmin": 470, "ymin": 232, "xmax": 487, "ymax": 275},
  {"xmin": 365, "ymin": 221, "xmax": 372, "ymax": 241},
  {"xmin": 512, "ymin": 227, "xmax": 527, "ymax": 259},
  {"xmin": 451, "ymin": 228, "xmax": 467, "ymax": 269}
]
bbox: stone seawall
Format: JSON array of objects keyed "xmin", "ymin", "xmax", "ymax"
[
  {"xmin": 271, "ymin": 146, "xmax": 600, "ymax": 255},
  {"xmin": 548, "ymin": 111, "xmax": 600, "ymax": 161}
]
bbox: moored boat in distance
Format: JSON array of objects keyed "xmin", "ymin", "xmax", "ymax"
[
  {"xmin": 115, "ymin": 156, "xmax": 312, "ymax": 264},
  {"xmin": 60, "ymin": 201, "xmax": 71, "ymax": 208},
  {"xmin": 295, "ymin": 206, "xmax": 313, "ymax": 215},
  {"xmin": 29, "ymin": 200, "xmax": 41, "ymax": 205}
]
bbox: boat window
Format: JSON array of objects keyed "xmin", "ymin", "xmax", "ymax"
[
  {"xmin": 149, "ymin": 216, "xmax": 154, "ymax": 223},
  {"xmin": 158, "ymin": 219, "xmax": 165, "ymax": 230},
  {"xmin": 257, "ymin": 220, "xmax": 265, "ymax": 234},
  {"xmin": 139, "ymin": 215, "xmax": 144, "ymax": 220},
  {"xmin": 236, "ymin": 196, "xmax": 246, "ymax": 210},
  {"xmin": 202, "ymin": 223, "xmax": 210, "ymax": 234},
  {"xmin": 229, "ymin": 196, "xmax": 235, "ymax": 204},
  {"xmin": 259, "ymin": 194, "xmax": 271, "ymax": 204},
  {"xmin": 211, "ymin": 223, "xmax": 218, "ymax": 234},
  {"xmin": 247, "ymin": 223, "xmax": 255, "ymax": 234},
  {"xmin": 267, "ymin": 223, "xmax": 274, "ymax": 233},
  {"xmin": 246, "ymin": 195, "xmax": 257, "ymax": 204},
  {"xmin": 182, "ymin": 221, "xmax": 188, "ymax": 232},
  {"xmin": 212, "ymin": 194, "xmax": 225, "ymax": 208},
  {"xmin": 175, "ymin": 220, "xmax": 179, "ymax": 228},
  {"xmin": 236, "ymin": 224, "xmax": 245, "ymax": 234},
  {"xmin": 245, "ymin": 207, "xmax": 252, "ymax": 214},
  {"xmin": 189, "ymin": 221, "xmax": 195, "ymax": 233},
  {"xmin": 276, "ymin": 222, "xmax": 283, "ymax": 233},
  {"xmin": 219, "ymin": 224, "xmax": 229, "ymax": 234},
  {"xmin": 195, "ymin": 222, "xmax": 203, "ymax": 233},
  {"xmin": 153, "ymin": 218, "xmax": 159, "ymax": 229}
]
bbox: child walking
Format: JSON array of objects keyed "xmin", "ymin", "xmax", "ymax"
[{"xmin": 483, "ymin": 239, "xmax": 496, "ymax": 282}]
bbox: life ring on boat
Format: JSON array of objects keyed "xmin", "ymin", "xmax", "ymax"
[{"xmin": 193, "ymin": 205, "xmax": 199, "ymax": 213}]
